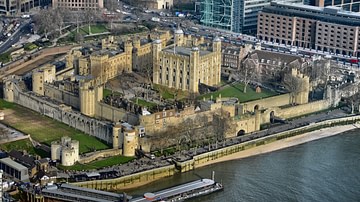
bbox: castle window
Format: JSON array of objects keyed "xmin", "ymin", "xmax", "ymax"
[{"xmin": 163, "ymin": 111, "xmax": 166, "ymax": 117}]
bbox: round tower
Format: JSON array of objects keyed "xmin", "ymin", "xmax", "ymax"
[
  {"xmin": 61, "ymin": 148, "xmax": 76, "ymax": 166},
  {"xmin": 123, "ymin": 129, "xmax": 138, "ymax": 157},
  {"xmin": 174, "ymin": 28, "xmax": 184, "ymax": 46},
  {"xmin": 112, "ymin": 124, "xmax": 121, "ymax": 149},
  {"xmin": 79, "ymin": 80, "xmax": 96, "ymax": 117},
  {"xmin": 70, "ymin": 140, "xmax": 79, "ymax": 162},
  {"xmin": 32, "ymin": 71, "xmax": 44, "ymax": 95},
  {"xmin": 51, "ymin": 141, "xmax": 61, "ymax": 161},
  {"xmin": 61, "ymin": 136, "xmax": 72, "ymax": 146}
]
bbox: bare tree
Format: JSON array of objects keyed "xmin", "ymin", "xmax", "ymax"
[
  {"xmin": 53, "ymin": 8, "xmax": 69, "ymax": 35},
  {"xmin": 282, "ymin": 74, "xmax": 303, "ymax": 105},
  {"xmin": 83, "ymin": 9, "xmax": 101, "ymax": 35},
  {"xmin": 212, "ymin": 109, "xmax": 234, "ymax": 144},
  {"xmin": 233, "ymin": 58, "xmax": 259, "ymax": 93},
  {"xmin": 74, "ymin": 32, "xmax": 84, "ymax": 43},
  {"xmin": 33, "ymin": 9, "xmax": 56, "ymax": 39},
  {"xmin": 104, "ymin": 0, "xmax": 119, "ymax": 12}
]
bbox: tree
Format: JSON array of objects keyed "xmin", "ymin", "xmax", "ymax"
[
  {"xmin": 33, "ymin": 9, "xmax": 56, "ymax": 39},
  {"xmin": 104, "ymin": 0, "xmax": 122, "ymax": 30},
  {"xmin": 83, "ymin": 9, "xmax": 101, "ymax": 35},
  {"xmin": 104, "ymin": 0, "xmax": 118, "ymax": 12},
  {"xmin": 282, "ymin": 73, "xmax": 303, "ymax": 105},
  {"xmin": 212, "ymin": 109, "xmax": 234, "ymax": 144},
  {"xmin": 74, "ymin": 32, "xmax": 84, "ymax": 43},
  {"xmin": 233, "ymin": 58, "xmax": 259, "ymax": 93},
  {"xmin": 53, "ymin": 8, "xmax": 70, "ymax": 35}
]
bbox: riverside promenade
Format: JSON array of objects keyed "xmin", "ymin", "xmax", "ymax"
[{"xmin": 73, "ymin": 109, "xmax": 360, "ymax": 190}]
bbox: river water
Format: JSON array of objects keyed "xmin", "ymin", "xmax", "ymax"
[{"xmin": 126, "ymin": 130, "xmax": 360, "ymax": 202}]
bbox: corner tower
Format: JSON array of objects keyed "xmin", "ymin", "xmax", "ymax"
[
  {"xmin": 174, "ymin": 28, "xmax": 184, "ymax": 46},
  {"xmin": 152, "ymin": 39, "xmax": 162, "ymax": 84}
]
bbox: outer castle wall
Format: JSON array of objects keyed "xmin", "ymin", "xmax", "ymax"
[{"xmin": 5, "ymin": 80, "xmax": 114, "ymax": 145}]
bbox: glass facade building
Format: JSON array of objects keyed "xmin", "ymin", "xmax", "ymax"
[{"xmin": 200, "ymin": 0, "xmax": 302, "ymax": 34}]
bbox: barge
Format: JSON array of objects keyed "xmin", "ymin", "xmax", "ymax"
[{"xmin": 131, "ymin": 178, "xmax": 223, "ymax": 202}]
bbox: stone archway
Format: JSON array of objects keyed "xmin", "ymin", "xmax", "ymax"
[
  {"xmin": 254, "ymin": 104, "xmax": 260, "ymax": 111},
  {"xmin": 237, "ymin": 129, "xmax": 246, "ymax": 136}
]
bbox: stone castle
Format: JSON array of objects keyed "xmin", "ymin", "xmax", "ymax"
[{"xmin": 2, "ymin": 28, "xmax": 340, "ymax": 156}]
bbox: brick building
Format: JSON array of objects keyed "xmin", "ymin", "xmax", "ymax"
[{"xmin": 257, "ymin": 2, "xmax": 360, "ymax": 57}]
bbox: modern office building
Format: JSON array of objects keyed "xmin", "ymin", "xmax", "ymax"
[
  {"xmin": 0, "ymin": 0, "xmax": 49, "ymax": 15},
  {"xmin": 305, "ymin": 0, "xmax": 360, "ymax": 12},
  {"xmin": 199, "ymin": 0, "xmax": 302, "ymax": 34},
  {"xmin": 257, "ymin": 2, "xmax": 360, "ymax": 57},
  {"xmin": 52, "ymin": 0, "xmax": 104, "ymax": 10}
]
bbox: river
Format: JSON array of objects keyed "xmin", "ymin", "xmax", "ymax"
[{"xmin": 125, "ymin": 129, "xmax": 360, "ymax": 202}]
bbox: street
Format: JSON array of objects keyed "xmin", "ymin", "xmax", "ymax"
[{"xmin": 0, "ymin": 21, "xmax": 31, "ymax": 55}]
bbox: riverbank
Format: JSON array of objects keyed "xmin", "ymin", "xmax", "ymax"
[
  {"xmin": 119, "ymin": 124, "xmax": 359, "ymax": 191},
  {"xmin": 196, "ymin": 124, "xmax": 359, "ymax": 168}
]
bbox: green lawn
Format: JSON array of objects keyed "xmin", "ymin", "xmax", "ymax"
[
  {"xmin": 0, "ymin": 51, "xmax": 11, "ymax": 63},
  {"xmin": 23, "ymin": 43, "xmax": 38, "ymax": 51},
  {"xmin": 76, "ymin": 24, "xmax": 108, "ymax": 35},
  {"xmin": 131, "ymin": 98, "xmax": 157, "ymax": 108},
  {"xmin": 0, "ymin": 99, "xmax": 15, "ymax": 109},
  {"xmin": 103, "ymin": 88, "xmax": 122, "ymax": 98},
  {"xmin": 0, "ymin": 99, "xmax": 110, "ymax": 154},
  {"xmin": 199, "ymin": 83, "xmax": 278, "ymax": 103},
  {"xmin": 0, "ymin": 139, "xmax": 49, "ymax": 158},
  {"xmin": 59, "ymin": 155, "xmax": 134, "ymax": 171}
]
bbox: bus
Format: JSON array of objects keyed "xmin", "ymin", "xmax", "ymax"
[{"xmin": 189, "ymin": 27, "xmax": 199, "ymax": 33}]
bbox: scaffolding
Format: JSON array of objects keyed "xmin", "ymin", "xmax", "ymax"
[{"xmin": 200, "ymin": 0, "xmax": 233, "ymax": 31}]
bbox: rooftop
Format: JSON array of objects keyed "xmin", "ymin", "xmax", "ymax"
[
  {"xmin": 264, "ymin": 2, "xmax": 360, "ymax": 26},
  {"xmin": 250, "ymin": 50, "xmax": 302, "ymax": 64},
  {"xmin": 163, "ymin": 46, "xmax": 211, "ymax": 56},
  {"xmin": 0, "ymin": 157, "xmax": 28, "ymax": 171}
]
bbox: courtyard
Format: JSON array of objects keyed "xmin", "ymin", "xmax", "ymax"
[{"xmin": 199, "ymin": 82, "xmax": 278, "ymax": 102}]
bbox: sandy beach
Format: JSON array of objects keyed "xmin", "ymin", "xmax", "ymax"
[{"xmin": 196, "ymin": 124, "xmax": 359, "ymax": 168}]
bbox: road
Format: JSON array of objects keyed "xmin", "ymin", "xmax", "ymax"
[{"xmin": 0, "ymin": 21, "xmax": 31, "ymax": 54}]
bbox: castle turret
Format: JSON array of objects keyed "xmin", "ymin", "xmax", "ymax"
[
  {"xmin": 174, "ymin": 28, "xmax": 184, "ymax": 46},
  {"xmin": 32, "ymin": 64, "xmax": 56, "ymax": 96},
  {"xmin": 3, "ymin": 79, "xmax": 15, "ymax": 102},
  {"xmin": 291, "ymin": 69, "xmax": 310, "ymax": 105},
  {"xmin": 189, "ymin": 47, "xmax": 200, "ymax": 93},
  {"xmin": 79, "ymin": 80, "xmax": 96, "ymax": 117},
  {"xmin": 112, "ymin": 124, "xmax": 121, "ymax": 149},
  {"xmin": 152, "ymin": 39, "xmax": 162, "ymax": 84},
  {"xmin": 123, "ymin": 128, "xmax": 138, "ymax": 157},
  {"xmin": 124, "ymin": 41, "xmax": 133, "ymax": 72},
  {"xmin": 133, "ymin": 38, "xmax": 141, "ymax": 50},
  {"xmin": 212, "ymin": 37, "xmax": 222, "ymax": 53}
]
